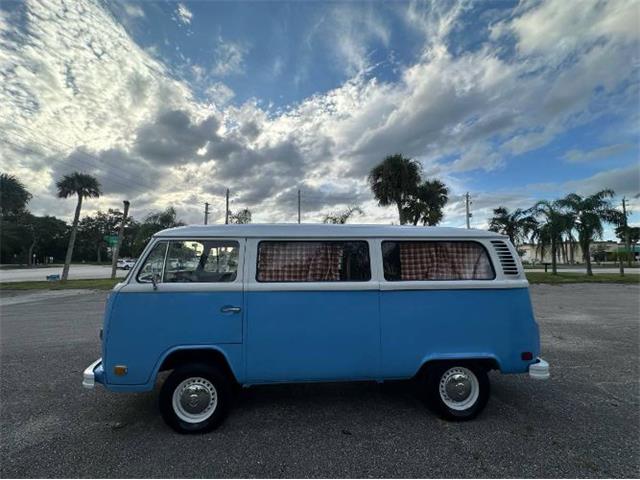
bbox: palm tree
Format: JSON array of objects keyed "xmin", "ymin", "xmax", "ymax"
[
  {"xmin": 144, "ymin": 207, "xmax": 184, "ymax": 228},
  {"xmin": 0, "ymin": 173, "xmax": 32, "ymax": 218},
  {"xmin": 57, "ymin": 172, "xmax": 101, "ymax": 280},
  {"xmin": 404, "ymin": 180, "xmax": 449, "ymax": 226},
  {"xmin": 132, "ymin": 207, "xmax": 185, "ymax": 255},
  {"xmin": 229, "ymin": 208, "xmax": 252, "ymax": 224},
  {"xmin": 529, "ymin": 201, "xmax": 567, "ymax": 274},
  {"xmin": 488, "ymin": 207, "xmax": 538, "ymax": 246},
  {"xmin": 557, "ymin": 190, "xmax": 624, "ymax": 276},
  {"xmin": 368, "ymin": 154, "xmax": 421, "ymax": 224},
  {"xmin": 322, "ymin": 205, "xmax": 363, "ymax": 224}
]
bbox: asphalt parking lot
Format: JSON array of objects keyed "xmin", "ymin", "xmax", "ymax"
[{"xmin": 1, "ymin": 284, "xmax": 639, "ymax": 478}]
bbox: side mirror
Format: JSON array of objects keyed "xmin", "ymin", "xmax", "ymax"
[{"xmin": 151, "ymin": 273, "xmax": 161, "ymax": 290}]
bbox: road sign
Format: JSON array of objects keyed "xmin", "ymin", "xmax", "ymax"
[{"xmin": 103, "ymin": 235, "xmax": 118, "ymax": 246}]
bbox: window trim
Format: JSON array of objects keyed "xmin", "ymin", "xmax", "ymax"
[
  {"xmin": 381, "ymin": 240, "xmax": 496, "ymax": 282},
  {"xmin": 162, "ymin": 239, "xmax": 240, "ymax": 284},
  {"xmin": 136, "ymin": 241, "xmax": 169, "ymax": 284},
  {"xmin": 135, "ymin": 238, "xmax": 242, "ymax": 285},
  {"xmin": 255, "ymin": 240, "xmax": 372, "ymax": 283}
]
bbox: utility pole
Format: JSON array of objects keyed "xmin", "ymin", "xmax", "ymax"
[
  {"xmin": 110, "ymin": 200, "xmax": 130, "ymax": 280},
  {"xmin": 204, "ymin": 202, "xmax": 210, "ymax": 225},
  {"xmin": 297, "ymin": 189, "xmax": 301, "ymax": 224},
  {"xmin": 465, "ymin": 192, "xmax": 472, "ymax": 229},
  {"xmin": 623, "ymin": 197, "xmax": 631, "ymax": 268},
  {"xmin": 225, "ymin": 188, "xmax": 230, "ymax": 225}
]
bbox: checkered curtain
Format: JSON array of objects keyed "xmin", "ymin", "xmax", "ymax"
[
  {"xmin": 257, "ymin": 242, "xmax": 344, "ymax": 282},
  {"xmin": 399, "ymin": 242, "xmax": 493, "ymax": 280}
]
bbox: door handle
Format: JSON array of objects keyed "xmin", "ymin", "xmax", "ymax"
[{"xmin": 220, "ymin": 306, "xmax": 241, "ymax": 314}]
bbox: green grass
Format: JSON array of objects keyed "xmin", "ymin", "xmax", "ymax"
[
  {"xmin": 0, "ymin": 278, "xmax": 121, "ymax": 291},
  {"xmin": 526, "ymin": 272, "xmax": 640, "ymax": 284}
]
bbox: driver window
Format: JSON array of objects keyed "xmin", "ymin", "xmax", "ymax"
[{"xmin": 163, "ymin": 240, "xmax": 239, "ymax": 283}]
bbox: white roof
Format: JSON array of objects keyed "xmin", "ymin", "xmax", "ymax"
[{"xmin": 155, "ymin": 223, "xmax": 505, "ymax": 239}]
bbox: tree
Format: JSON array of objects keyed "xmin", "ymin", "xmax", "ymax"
[
  {"xmin": 57, "ymin": 172, "xmax": 102, "ymax": 280},
  {"xmin": 77, "ymin": 209, "xmax": 132, "ymax": 263},
  {"xmin": 322, "ymin": 206, "xmax": 363, "ymax": 224},
  {"xmin": 529, "ymin": 201, "xmax": 567, "ymax": 274},
  {"xmin": 229, "ymin": 208, "xmax": 252, "ymax": 224},
  {"xmin": 616, "ymin": 225, "xmax": 640, "ymax": 246},
  {"xmin": 132, "ymin": 207, "xmax": 184, "ymax": 256},
  {"xmin": 368, "ymin": 154, "xmax": 421, "ymax": 224},
  {"xmin": 557, "ymin": 190, "xmax": 623, "ymax": 276},
  {"xmin": 488, "ymin": 207, "xmax": 538, "ymax": 246},
  {"xmin": 0, "ymin": 173, "xmax": 32, "ymax": 218},
  {"xmin": 403, "ymin": 180, "xmax": 449, "ymax": 226},
  {"xmin": 25, "ymin": 215, "xmax": 69, "ymax": 266}
]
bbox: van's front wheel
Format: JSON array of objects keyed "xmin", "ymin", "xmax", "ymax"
[
  {"xmin": 424, "ymin": 363, "xmax": 489, "ymax": 420},
  {"xmin": 159, "ymin": 363, "xmax": 230, "ymax": 434}
]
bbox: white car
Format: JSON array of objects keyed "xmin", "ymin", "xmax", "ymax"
[{"xmin": 116, "ymin": 258, "xmax": 136, "ymax": 270}]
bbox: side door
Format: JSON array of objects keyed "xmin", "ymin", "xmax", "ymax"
[
  {"xmin": 104, "ymin": 238, "xmax": 245, "ymax": 385},
  {"xmin": 244, "ymin": 238, "xmax": 380, "ymax": 383}
]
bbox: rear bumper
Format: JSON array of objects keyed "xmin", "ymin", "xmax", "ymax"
[
  {"xmin": 82, "ymin": 358, "xmax": 104, "ymax": 388},
  {"xmin": 528, "ymin": 357, "xmax": 550, "ymax": 380}
]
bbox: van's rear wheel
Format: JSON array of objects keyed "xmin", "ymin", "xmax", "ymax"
[
  {"xmin": 424, "ymin": 363, "xmax": 489, "ymax": 420},
  {"xmin": 159, "ymin": 363, "xmax": 230, "ymax": 434}
]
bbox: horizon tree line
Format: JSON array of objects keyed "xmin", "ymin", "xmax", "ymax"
[{"xmin": 2, "ymin": 162, "xmax": 636, "ymax": 279}]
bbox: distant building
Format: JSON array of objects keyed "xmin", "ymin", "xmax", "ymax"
[{"xmin": 518, "ymin": 241, "xmax": 637, "ymax": 264}]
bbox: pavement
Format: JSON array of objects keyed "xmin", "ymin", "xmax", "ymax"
[
  {"xmin": 0, "ymin": 265, "xmax": 127, "ymax": 282},
  {"xmin": 0, "ymin": 285, "xmax": 639, "ymax": 478}
]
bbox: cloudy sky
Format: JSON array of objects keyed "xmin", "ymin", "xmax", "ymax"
[{"xmin": 1, "ymin": 0, "xmax": 638, "ymax": 235}]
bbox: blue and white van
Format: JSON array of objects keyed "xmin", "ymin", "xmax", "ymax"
[{"xmin": 83, "ymin": 224, "xmax": 549, "ymax": 433}]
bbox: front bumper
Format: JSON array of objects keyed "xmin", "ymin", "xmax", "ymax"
[
  {"xmin": 82, "ymin": 358, "xmax": 104, "ymax": 388},
  {"xmin": 528, "ymin": 357, "xmax": 550, "ymax": 380}
]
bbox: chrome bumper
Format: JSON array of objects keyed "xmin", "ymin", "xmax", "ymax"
[
  {"xmin": 82, "ymin": 358, "xmax": 103, "ymax": 388},
  {"xmin": 529, "ymin": 357, "xmax": 550, "ymax": 380}
]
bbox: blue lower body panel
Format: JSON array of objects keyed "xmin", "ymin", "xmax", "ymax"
[{"xmin": 380, "ymin": 287, "xmax": 540, "ymax": 376}]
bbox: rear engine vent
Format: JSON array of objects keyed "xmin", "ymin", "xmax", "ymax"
[{"xmin": 491, "ymin": 240, "xmax": 519, "ymax": 276}]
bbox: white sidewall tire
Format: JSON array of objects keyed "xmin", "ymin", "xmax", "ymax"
[{"xmin": 425, "ymin": 362, "xmax": 490, "ymax": 421}]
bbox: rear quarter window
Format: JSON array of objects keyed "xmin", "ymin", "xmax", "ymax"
[{"xmin": 382, "ymin": 241, "xmax": 495, "ymax": 281}]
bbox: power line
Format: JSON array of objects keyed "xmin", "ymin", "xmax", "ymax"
[
  {"xmin": 3, "ymin": 137, "xmax": 152, "ymax": 197},
  {"xmin": 4, "ymin": 127, "xmax": 159, "ymax": 194}
]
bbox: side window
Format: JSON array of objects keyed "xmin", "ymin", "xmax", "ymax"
[
  {"xmin": 163, "ymin": 240, "xmax": 239, "ymax": 283},
  {"xmin": 256, "ymin": 241, "xmax": 370, "ymax": 282},
  {"xmin": 382, "ymin": 241, "xmax": 495, "ymax": 281},
  {"xmin": 137, "ymin": 242, "xmax": 167, "ymax": 283}
]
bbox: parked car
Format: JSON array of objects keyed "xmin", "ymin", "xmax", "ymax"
[
  {"xmin": 83, "ymin": 224, "xmax": 549, "ymax": 433},
  {"xmin": 116, "ymin": 258, "xmax": 136, "ymax": 270}
]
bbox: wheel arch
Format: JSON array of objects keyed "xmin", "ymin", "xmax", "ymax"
[
  {"xmin": 154, "ymin": 346, "xmax": 239, "ymax": 386},
  {"xmin": 414, "ymin": 354, "xmax": 501, "ymax": 380}
]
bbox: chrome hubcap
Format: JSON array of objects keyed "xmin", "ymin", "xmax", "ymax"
[
  {"xmin": 172, "ymin": 377, "xmax": 217, "ymax": 423},
  {"xmin": 438, "ymin": 367, "xmax": 479, "ymax": 411},
  {"xmin": 444, "ymin": 373, "xmax": 472, "ymax": 402},
  {"xmin": 180, "ymin": 384, "xmax": 211, "ymax": 414}
]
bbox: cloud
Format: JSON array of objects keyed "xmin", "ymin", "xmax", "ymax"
[
  {"xmin": 563, "ymin": 143, "xmax": 635, "ymax": 163},
  {"xmin": 1, "ymin": 0, "xmax": 639, "ymax": 228},
  {"xmin": 329, "ymin": 4, "xmax": 391, "ymax": 75},
  {"xmin": 562, "ymin": 165, "xmax": 640, "ymax": 198},
  {"xmin": 134, "ymin": 109, "xmax": 220, "ymax": 165},
  {"xmin": 122, "ymin": 2, "xmax": 144, "ymax": 19},
  {"xmin": 211, "ymin": 37, "xmax": 248, "ymax": 77},
  {"xmin": 205, "ymin": 82, "xmax": 235, "ymax": 105},
  {"xmin": 507, "ymin": 0, "xmax": 637, "ymax": 58},
  {"xmin": 50, "ymin": 147, "xmax": 163, "ymax": 196},
  {"xmin": 175, "ymin": 3, "xmax": 193, "ymax": 25}
]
